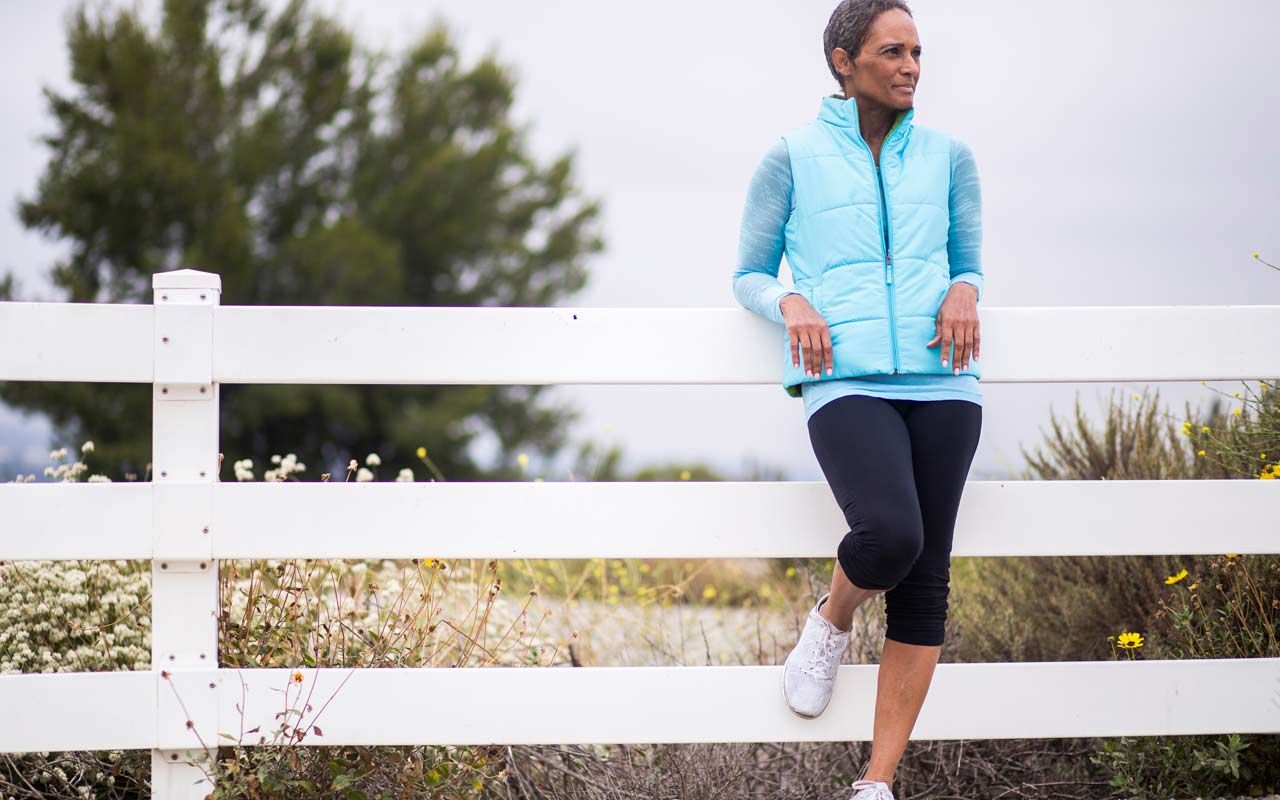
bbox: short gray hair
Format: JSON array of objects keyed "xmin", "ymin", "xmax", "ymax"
[{"xmin": 823, "ymin": 0, "xmax": 914, "ymax": 92}]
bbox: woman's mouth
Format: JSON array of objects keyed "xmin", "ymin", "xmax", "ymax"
[{"xmin": 893, "ymin": 84, "xmax": 915, "ymax": 94}]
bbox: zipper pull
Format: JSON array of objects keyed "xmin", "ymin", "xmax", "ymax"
[{"xmin": 885, "ymin": 250, "xmax": 893, "ymax": 284}]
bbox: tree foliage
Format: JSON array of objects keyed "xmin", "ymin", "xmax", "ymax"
[{"xmin": 2, "ymin": 0, "xmax": 605, "ymax": 479}]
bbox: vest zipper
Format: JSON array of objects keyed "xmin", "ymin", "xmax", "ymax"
[{"xmin": 874, "ymin": 161, "xmax": 900, "ymax": 374}]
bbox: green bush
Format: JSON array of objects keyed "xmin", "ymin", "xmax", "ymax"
[{"xmin": 951, "ymin": 381, "xmax": 1280, "ymax": 799}]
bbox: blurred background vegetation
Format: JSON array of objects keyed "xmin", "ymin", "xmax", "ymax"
[{"xmin": 0, "ymin": 0, "xmax": 608, "ymax": 481}]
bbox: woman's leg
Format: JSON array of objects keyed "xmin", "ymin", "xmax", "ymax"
[
  {"xmin": 861, "ymin": 398, "xmax": 982, "ymax": 785},
  {"xmin": 806, "ymin": 394, "xmax": 925, "ymax": 634},
  {"xmin": 820, "ymin": 559, "xmax": 881, "ymax": 632}
]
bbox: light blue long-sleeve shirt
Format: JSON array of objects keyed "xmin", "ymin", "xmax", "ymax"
[{"xmin": 733, "ymin": 137, "xmax": 984, "ymax": 421}]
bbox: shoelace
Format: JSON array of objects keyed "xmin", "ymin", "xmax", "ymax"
[
  {"xmin": 849, "ymin": 778, "xmax": 895, "ymax": 800},
  {"xmin": 799, "ymin": 619, "xmax": 844, "ymax": 680}
]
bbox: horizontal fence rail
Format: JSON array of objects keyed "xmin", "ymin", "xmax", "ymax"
[
  {"xmin": 3, "ymin": 659, "xmax": 1279, "ymax": 754},
  {"xmin": 2, "ymin": 271, "xmax": 1279, "ymax": 798},
  {"xmin": 2, "ymin": 300, "xmax": 1279, "ymax": 385},
  {"xmin": 1, "ymin": 480, "xmax": 1277, "ymax": 562}
]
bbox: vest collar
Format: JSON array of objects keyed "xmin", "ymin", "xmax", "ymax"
[{"xmin": 818, "ymin": 93, "xmax": 914, "ymax": 150}]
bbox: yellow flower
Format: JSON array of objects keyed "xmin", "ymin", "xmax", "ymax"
[
  {"xmin": 1261, "ymin": 467, "xmax": 1275, "ymax": 480},
  {"xmin": 680, "ymin": 469, "xmax": 692, "ymax": 480},
  {"xmin": 1115, "ymin": 631, "xmax": 1144, "ymax": 649},
  {"xmin": 1131, "ymin": 393, "xmax": 1140, "ymax": 401},
  {"xmin": 416, "ymin": 446, "xmax": 427, "ymax": 459},
  {"xmin": 291, "ymin": 670, "xmax": 304, "ymax": 683},
  {"xmin": 758, "ymin": 584, "xmax": 773, "ymax": 598},
  {"xmin": 639, "ymin": 562, "xmax": 650, "ymax": 573},
  {"xmin": 702, "ymin": 585, "xmax": 717, "ymax": 600},
  {"xmin": 785, "ymin": 566, "xmax": 797, "ymax": 578},
  {"xmin": 1225, "ymin": 554, "xmax": 1239, "ymax": 559},
  {"xmin": 1201, "ymin": 425, "xmax": 1210, "ymax": 433},
  {"xmin": 1232, "ymin": 408, "xmax": 1242, "ymax": 416},
  {"xmin": 517, "ymin": 453, "xmax": 529, "ymax": 468},
  {"xmin": 1165, "ymin": 568, "xmax": 1189, "ymax": 585},
  {"xmin": 1262, "ymin": 453, "xmax": 1268, "ymax": 459},
  {"xmin": 1253, "ymin": 251, "xmax": 1261, "ymax": 259}
]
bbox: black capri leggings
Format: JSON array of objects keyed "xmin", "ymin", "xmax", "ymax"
[{"xmin": 807, "ymin": 394, "xmax": 982, "ymax": 647}]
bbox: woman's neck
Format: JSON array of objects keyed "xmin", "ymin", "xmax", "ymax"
[{"xmin": 848, "ymin": 93, "xmax": 898, "ymax": 151}]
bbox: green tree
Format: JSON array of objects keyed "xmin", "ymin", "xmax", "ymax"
[{"xmin": 1, "ymin": 0, "xmax": 604, "ymax": 479}]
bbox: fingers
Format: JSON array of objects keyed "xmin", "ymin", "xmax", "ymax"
[
  {"xmin": 804, "ymin": 328, "xmax": 827, "ymax": 377},
  {"xmin": 957, "ymin": 323, "xmax": 973, "ymax": 373},
  {"xmin": 821, "ymin": 326, "xmax": 833, "ymax": 376},
  {"xmin": 790, "ymin": 322, "xmax": 833, "ymax": 378},
  {"xmin": 939, "ymin": 315, "xmax": 984, "ymax": 374}
]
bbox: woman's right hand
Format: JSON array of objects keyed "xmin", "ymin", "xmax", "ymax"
[{"xmin": 781, "ymin": 294, "xmax": 833, "ymax": 378}]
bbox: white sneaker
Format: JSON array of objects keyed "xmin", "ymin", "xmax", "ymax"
[
  {"xmin": 782, "ymin": 592, "xmax": 850, "ymax": 718},
  {"xmin": 848, "ymin": 778, "xmax": 895, "ymax": 799}
]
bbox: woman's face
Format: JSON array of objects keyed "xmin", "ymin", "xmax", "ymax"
[{"xmin": 835, "ymin": 9, "xmax": 921, "ymax": 110}]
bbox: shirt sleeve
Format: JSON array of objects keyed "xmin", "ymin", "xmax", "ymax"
[
  {"xmin": 732, "ymin": 138, "xmax": 800, "ymax": 325},
  {"xmin": 947, "ymin": 138, "xmax": 984, "ymax": 303}
]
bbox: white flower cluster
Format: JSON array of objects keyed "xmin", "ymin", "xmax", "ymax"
[
  {"xmin": 264, "ymin": 452, "xmax": 305, "ymax": 482},
  {"xmin": 233, "ymin": 458, "xmax": 254, "ymax": 481},
  {"xmin": 395, "ymin": 467, "xmax": 414, "ymax": 482},
  {"xmin": 0, "ymin": 560, "xmax": 150, "ymax": 675},
  {"xmin": 42, "ymin": 460, "xmax": 89, "ymax": 481},
  {"xmin": 11, "ymin": 441, "xmax": 108, "ymax": 483}
]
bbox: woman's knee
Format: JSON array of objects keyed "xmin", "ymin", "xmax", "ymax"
[{"xmin": 835, "ymin": 509, "xmax": 924, "ymax": 590}]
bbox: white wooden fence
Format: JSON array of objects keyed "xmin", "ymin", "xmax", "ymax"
[{"xmin": 1, "ymin": 268, "xmax": 1278, "ymax": 798}]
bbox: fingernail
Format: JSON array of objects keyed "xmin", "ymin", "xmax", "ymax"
[
  {"xmin": 826, "ymin": 367, "xmax": 832, "ymax": 375},
  {"xmin": 954, "ymin": 367, "xmax": 960, "ymax": 375},
  {"xmin": 942, "ymin": 359, "xmax": 948, "ymax": 367}
]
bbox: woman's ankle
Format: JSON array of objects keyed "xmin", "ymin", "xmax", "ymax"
[{"xmin": 819, "ymin": 602, "xmax": 853, "ymax": 633}]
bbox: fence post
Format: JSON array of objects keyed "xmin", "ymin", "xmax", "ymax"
[{"xmin": 150, "ymin": 269, "xmax": 221, "ymax": 798}]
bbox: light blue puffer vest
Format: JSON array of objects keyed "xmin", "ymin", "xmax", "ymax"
[{"xmin": 779, "ymin": 94, "xmax": 981, "ymax": 397}]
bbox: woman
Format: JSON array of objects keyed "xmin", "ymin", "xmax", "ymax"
[{"xmin": 731, "ymin": 1, "xmax": 983, "ymax": 798}]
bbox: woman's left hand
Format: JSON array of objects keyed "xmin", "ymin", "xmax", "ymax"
[{"xmin": 926, "ymin": 283, "xmax": 980, "ymax": 374}]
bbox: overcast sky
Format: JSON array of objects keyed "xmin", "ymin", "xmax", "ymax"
[{"xmin": 2, "ymin": 0, "xmax": 1278, "ymax": 482}]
